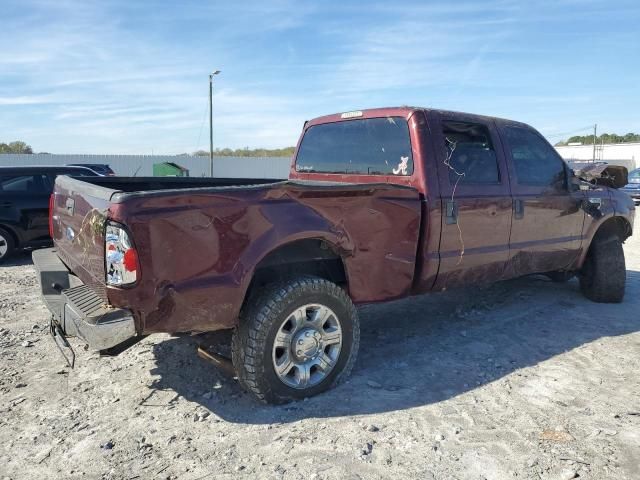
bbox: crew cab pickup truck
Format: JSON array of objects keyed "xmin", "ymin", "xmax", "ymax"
[{"xmin": 34, "ymin": 107, "xmax": 635, "ymax": 403}]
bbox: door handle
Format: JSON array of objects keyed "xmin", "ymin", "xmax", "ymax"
[
  {"xmin": 445, "ymin": 200, "xmax": 458, "ymax": 224},
  {"xmin": 513, "ymin": 199, "xmax": 524, "ymax": 219},
  {"xmin": 0, "ymin": 202, "xmax": 12, "ymax": 208}
]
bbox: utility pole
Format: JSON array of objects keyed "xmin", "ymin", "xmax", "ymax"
[
  {"xmin": 592, "ymin": 124, "xmax": 597, "ymax": 163},
  {"xmin": 209, "ymin": 70, "xmax": 221, "ymax": 177}
]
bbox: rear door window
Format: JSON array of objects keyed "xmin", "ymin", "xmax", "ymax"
[
  {"xmin": 442, "ymin": 121, "xmax": 500, "ymax": 185},
  {"xmin": 502, "ymin": 126, "xmax": 567, "ymax": 190},
  {"xmin": 295, "ymin": 117, "xmax": 413, "ymax": 175}
]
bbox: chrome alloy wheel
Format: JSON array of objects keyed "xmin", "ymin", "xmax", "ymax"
[
  {"xmin": 0, "ymin": 233, "xmax": 7, "ymax": 258},
  {"xmin": 271, "ymin": 303, "xmax": 343, "ymax": 389}
]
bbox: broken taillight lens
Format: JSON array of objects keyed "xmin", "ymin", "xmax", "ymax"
[{"xmin": 105, "ymin": 222, "xmax": 138, "ymax": 286}]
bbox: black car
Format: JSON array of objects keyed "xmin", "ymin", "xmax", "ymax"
[
  {"xmin": 0, "ymin": 166, "xmax": 97, "ymax": 262},
  {"xmin": 66, "ymin": 163, "xmax": 115, "ymax": 176}
]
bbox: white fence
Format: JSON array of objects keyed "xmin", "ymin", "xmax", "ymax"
[
  {"xmin": 556, "ymin": 143, "xmax": 638, "ymax": 171},
  {"xmin": 0, "ymin": 154, "xmax": 292, "ymax": 178}
]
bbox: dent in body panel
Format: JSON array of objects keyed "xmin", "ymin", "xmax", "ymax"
[
  {"xmin": 108, "ymin": 183, "xmax": 421, "ymax": 334},
  {"xmin": 52, "ymin": 188, "xmax": 111, "ymax": 301}
]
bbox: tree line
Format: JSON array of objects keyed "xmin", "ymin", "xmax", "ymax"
[
  {"xmin": 556, "ymin": 133, "xmax": 640, "ymax": 146},
  {"xmin": 191, "ymin": 147, "xmax": 295, "ymax": 157},
  {"xmin": 0, "ymin": 141, "xmax": 33, "ymax": 154}
]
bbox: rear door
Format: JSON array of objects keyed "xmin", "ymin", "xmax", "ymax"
[
  {"xmin": 498, "ymin": 123, "xmax": 585, "ymax": 276},
  {"xmin": 429, "ymin": 112, "xmax": 513, "ymax": 289}
]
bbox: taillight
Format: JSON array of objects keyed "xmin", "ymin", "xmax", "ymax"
[
  {"xmin": 105, "ymin": 222, "xmax": 138, "ymax": 286},
  {"xmin": 48, "ymin": 194, "xmax": 55, "ymax": 238}
]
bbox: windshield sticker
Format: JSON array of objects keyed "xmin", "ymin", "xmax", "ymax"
[{"xmin": 393, "ymin": 156, "xmax": 409, "ymax": 175}]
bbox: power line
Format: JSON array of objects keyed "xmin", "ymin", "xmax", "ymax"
[{"xmin": 545, "ymin": 125, "xmax": 594, "ymax": 138}]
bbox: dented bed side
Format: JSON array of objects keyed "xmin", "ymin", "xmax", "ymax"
[{"xmin": 53, "ymin": 178, "xmax": 422, "ymax": 335}]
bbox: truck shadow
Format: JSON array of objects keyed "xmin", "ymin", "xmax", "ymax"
[
  {"xmin": 1, "ymin": 251, "xmax": 33, "ymax": 267},
  {"xmin": 149, "ymin": 270, "xmax": 640, "ymax": 424}
]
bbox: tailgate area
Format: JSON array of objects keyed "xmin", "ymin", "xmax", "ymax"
[{"xmin": 33, "ymin": 248, "xmax": 137, "ymax": 351}]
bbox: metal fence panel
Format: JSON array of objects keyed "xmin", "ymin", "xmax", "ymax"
[{"xmin": 0, "ymin": 154, "xmax": 291, "ymax": 178}]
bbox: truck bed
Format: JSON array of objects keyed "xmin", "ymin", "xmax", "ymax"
[{"xmin": 50, "ymin": 175, "xmax": 422, "ymax": 334}]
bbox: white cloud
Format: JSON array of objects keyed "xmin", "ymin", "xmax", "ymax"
[
  {"xmin": 1, "ymin": 0, "xmax": 638, "ymax": 153},
  {"xmin": 0, "ymin": 95, "xmax": 58, "ymax": 105}
]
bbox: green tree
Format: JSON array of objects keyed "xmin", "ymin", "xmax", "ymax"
[
  {"xmin": 556, "ymin": 133, "xmax": 640, "ymax": 146},
  {"xmin": 192, "ymin": 147, "xmax": 295, "ymax": 157},
  {"xmin": 0, "ymin": 140, "xmax": 33, "ymax": 154}
]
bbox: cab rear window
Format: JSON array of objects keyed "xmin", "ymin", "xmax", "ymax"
[{"xmin": 295, "ymin": 117, "xmax": 413, "ymax": 176}]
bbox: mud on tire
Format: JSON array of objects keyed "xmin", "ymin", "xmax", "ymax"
[
  {"xmin": 579, "ymin": 233, "xmax": 626, "ymax": 303},
  {"xmin": 232, "ymin": 276, "xmax": 359, "ymax": 404}
]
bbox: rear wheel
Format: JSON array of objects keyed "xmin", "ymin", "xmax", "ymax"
[
  {"xmin": 0, "ymin": 228, "xmax": 15, "ymax": 263},
  {"xmin": 232, "ymin": 276, "xmax": 359, "ymax": 404},
  {"xmin": 579, "ymin": 234, "xmax": 626, "ymax": 303}
]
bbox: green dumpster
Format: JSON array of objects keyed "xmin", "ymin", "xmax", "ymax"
[{"xmin": 153, "ymin": 162, "xmax": 189, "ymax": 177}]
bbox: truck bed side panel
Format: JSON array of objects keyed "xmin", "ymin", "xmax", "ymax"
[{"xmin": 107, "ymin": 183, "xmax": 421, "ymax": 334}]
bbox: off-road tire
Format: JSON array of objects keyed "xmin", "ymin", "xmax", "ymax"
[
  {"xmin": 0, "ymin": 227, "xmax": 16, "ymax": 263},
  {"xmin": 579, "ymin": 233, "xmax": 626, "ymax": 303},
  {"xmin": 232, "ymin": 276, "xmax": 359, "ymax": 404}
]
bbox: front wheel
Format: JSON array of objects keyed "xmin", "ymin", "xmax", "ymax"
[
  {"xmin": 232, "ymin": 276, "xmax": 359, "ymax": 404},
  {"xmin": 579, "ymin": 234, "xmax": 626, "ymax": 303}
]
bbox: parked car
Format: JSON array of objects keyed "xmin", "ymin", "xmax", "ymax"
[
  {"xmin": 33, "ymin": 107, "xmax": 634, "ymax": 403},
  {"xmin": 66, "ymin": 163, "xmax": 115, "ymax": 176},
  {"xmin": 621, "ymin": 168, "xmax": 640, "ymax": 204},
  {"xmin": 0, "ymin": 166, "xmax": 97, "ymax": 262}
]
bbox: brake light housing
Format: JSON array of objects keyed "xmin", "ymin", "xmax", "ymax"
[{"xmin": 105, "ymin": 222, "xmax": 138, "ymax": 286}]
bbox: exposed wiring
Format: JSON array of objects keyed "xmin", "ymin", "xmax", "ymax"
[
  {"xmin": 545, "ymin": 125, "xmax": 594, "ymax": 139},
  {"xmin": 443, "ymin": 137, "xmax": 465, "ymax": 265}
]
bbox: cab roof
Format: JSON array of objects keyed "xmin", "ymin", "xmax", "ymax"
[{"xmin": 304, "ymin": 106, "xmax": 530, "ymax": 130}]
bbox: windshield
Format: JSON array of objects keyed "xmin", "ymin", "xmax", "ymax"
[{"xmin": 629, "ymin": 169, "xmax": 640, "ymax": 183}]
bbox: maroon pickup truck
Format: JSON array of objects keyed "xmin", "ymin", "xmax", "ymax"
[{"xmin": 34, "ymin": 107, "xmax": 634, "ymax": 403}]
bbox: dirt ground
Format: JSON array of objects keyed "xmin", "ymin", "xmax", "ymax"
[{"xmin": 1, "ymin": 235, "xmax": 639, "ymax": 480}]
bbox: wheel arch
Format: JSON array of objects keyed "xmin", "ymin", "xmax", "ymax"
[
  {"xmin": 592, "ymin": 216, "xmax": 632, "ymax": 243},
  {"xmin": 576, "ymin": 215, "xmax": 632, "ymax": 269},
  {"xmin": 240, "ymin": 238, "xmax": 349, "ymax": 314},
  {"xmin": 0, "ymin": 224, "xmax": 19, "ymax": 247}
]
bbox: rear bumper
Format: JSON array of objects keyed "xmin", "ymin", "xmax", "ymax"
[{"xmin": 32, "ymin": 248, "xmax": 137, "ymax": 350}]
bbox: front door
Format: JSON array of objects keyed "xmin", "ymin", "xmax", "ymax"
[
  {"xmin": 498, "ymin": 123, "xmax": 585, "ymax": 277},
  {"xmin": 430, "ymin": 112, "xmax": 513, "ymax": 290}
]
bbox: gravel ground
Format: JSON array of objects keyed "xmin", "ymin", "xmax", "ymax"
[{"xmin": 1, "ymin": 235, "xmax": 639, "ymax": 480}]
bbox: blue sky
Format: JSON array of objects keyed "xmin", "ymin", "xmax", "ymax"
[{"xmin": 1, "ymin": 0, "xmax": 639, "ymax": 154}]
